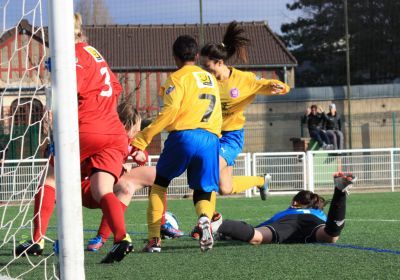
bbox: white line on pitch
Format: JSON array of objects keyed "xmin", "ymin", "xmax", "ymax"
[{"xmin": 347, "ymin": 218, "xmax": 400, "ymax": 222}]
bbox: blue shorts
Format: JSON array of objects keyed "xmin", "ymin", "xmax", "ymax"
[
  {"xmin": 156, "ymin": 129, "xmax": 220, "ymax": 192},
  {"xmin": 219, "ymin": 129, "xmax": 244, "ymax": 166}
]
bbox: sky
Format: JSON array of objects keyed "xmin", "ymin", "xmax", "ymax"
[
  {"xmin": 0, "ymin": 0, "xmax": 302, "ymax": 34},
  {"xmin": 103, "ymin": 0, "xmax": 301, "ymax": 33}
]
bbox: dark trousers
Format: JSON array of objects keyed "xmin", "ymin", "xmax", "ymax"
[{"xmin": 309, "ymin": 128, "xmax": 330, "ymax": 146}]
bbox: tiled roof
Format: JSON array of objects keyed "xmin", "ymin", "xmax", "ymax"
[
  {"xmin": 84, "ymin": 21, "xmax": 297, "ymax": 70},
  {"xmin": 8, "ymin": 20, "xmax": 297, "ymax": 70}
]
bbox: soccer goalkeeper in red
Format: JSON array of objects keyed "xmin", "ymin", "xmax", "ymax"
[{"xmin": 15, "ymin": 13, "xmax": 132, "ymax": 264}]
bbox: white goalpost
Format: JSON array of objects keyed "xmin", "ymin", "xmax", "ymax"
[
  {"xmin": 47, "ymin": 1, "xmax": 85, "ymax": 279},
  {"xmin": 0, "ymin": 0, "xmax": 85, "ymax": 279}
]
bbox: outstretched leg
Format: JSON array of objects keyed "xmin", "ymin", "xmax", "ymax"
[
  {"xmin": 216, "ymin": 220, "xmax": 274, "ymax": 245},
  {"xmin": 316, "ymin": 173, "xmax": 356, "ymax": 243}
]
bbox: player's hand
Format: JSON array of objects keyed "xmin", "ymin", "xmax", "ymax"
[
  {"xmin": 318, "ymin": 106, "xmax": 324, "ymax": 113},
  {"xmin": 270, "ymin": 82, "xmax": 285, "ymax": 94},
  {"xmin": 305, "ymin": 108, "xmax": 311, "ymax": 115},
  {"xmin": 131, "ymin": 147, "xmax": 149, "ymax": 166},
  {"xmin": 132, "ymin": 150, "xmax": 147, "ymax": 162},
  {"xmin": 122, "ymin": 163, "xmax": 132, "ymax": 173}
]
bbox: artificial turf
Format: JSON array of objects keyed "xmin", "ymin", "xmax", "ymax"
[{"xmin": 1, "ymin": 192, "xmax": 400, "ymax": 279}]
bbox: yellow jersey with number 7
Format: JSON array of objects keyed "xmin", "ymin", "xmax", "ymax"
[{"xmin": 132, "ymin": 64, "xmax": 222, "ymax": 150}]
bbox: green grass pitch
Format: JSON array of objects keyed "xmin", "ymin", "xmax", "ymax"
[{"xmin": 2, "ymin": 192, "xmax": 400, "ymax": 279}]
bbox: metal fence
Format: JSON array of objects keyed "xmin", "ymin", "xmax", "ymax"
[
  {"xmin": 252, "ymin": 152, "xmax": 306, "ymax": 195},
  {"xmin": 0, "ymin": 159, "xmax": 47, "ymax": 201},
  {"xmin": 1, "ymin": 149, "xmax": 399, "ymax": 202},
  {"xmin": 307, "ymin": 148, "xmax": 400, "ymax": 192},
  {"xmin": 133, "ymin": 153, "xmax": 251, "ymax": 198}
]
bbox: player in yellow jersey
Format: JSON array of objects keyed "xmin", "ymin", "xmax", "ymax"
[
  {"xmin": 200, "ymin": 21, "xmax": 290, "ymax": 199},
  {"xmin": 131, "ymin": 35, "xmax": 222, "ymax": 252}
]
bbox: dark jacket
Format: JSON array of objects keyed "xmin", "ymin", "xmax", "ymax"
[
  {"xmin": 303, "ymin": 113, "xmax": 326, "ymax": 130},
  {"xmin": 325, "ymin": 112, "xmax": 341, "ymax": 131}
]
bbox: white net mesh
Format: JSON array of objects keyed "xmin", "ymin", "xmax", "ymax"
[{"xmin": 0, "ymin": 1, "xmax": 57, "ymax": 278}]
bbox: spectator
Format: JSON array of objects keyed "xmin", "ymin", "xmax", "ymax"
[
  {"xmin": 303, "ymin": 104, "xmax": 332, "ymax": 150},
  {"xmin": 325, "ymin": 103, "xmax": 344, "ymax": 150}
]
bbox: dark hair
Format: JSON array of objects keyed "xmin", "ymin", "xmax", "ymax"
[
  {"xmin": 172, "ymin": 35, "xmax": 198, "ymax": 62},
  {"xmin": 292, "ymin": 190, "xmax": 327, "ymax": 210},
  {"xmin": 117, "ymin": 102, "xmax": 141, "ymax": 131},
  {"xmin": 311, "ymin": 104, "xmax": 318, "ymax": 110},
  {"xmin": 200, "ymin": 21, "xmax": 250, "ymax": 63},
  {"xmin": 140, "ymin": 118, "xmax": 152, "ymax": 130}
]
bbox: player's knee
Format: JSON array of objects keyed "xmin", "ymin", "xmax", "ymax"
[
  {"xmin": 115, "ymin": 181, "xmax": 134, "ymax": 198},
  {"xmin": 154, "ymin": 175, "xmax": 171, "ymax": 188},
  {"xmin": 193, "ymin": 190, "xmax": 212, "ymax": 204},
  {"xmin": 218, "ymin": 182, "xmax": 233, "ymax": 195}
]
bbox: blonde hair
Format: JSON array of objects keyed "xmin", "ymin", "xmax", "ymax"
[
  {"xmin": 74, "ymin": 13, "xmax": 86, "ymax": 42},
  {"xmin": 117, "ymin": 102, "xmax": 141, "ymax": 131}
]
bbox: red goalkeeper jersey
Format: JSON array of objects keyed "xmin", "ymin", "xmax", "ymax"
[{"xmin": 75, "ymin": 42, "xmax": 125, "ymax": 135}]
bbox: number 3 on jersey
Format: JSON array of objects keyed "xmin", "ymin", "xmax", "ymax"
[{"xmin": 100, "ymin": 67, "xmax": 112, "ymax": 97}]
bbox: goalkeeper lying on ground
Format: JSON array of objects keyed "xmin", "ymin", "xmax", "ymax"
[{"xmin": 212, "ymin": 173, "xmax": 356, "ymax": 244}]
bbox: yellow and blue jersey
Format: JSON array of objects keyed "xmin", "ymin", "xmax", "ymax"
[
  {"xmin": 132, "ymin": 65, "xmax": 222, "ymax": 150},
  {"xmin": 219, "ymin": 67, "xmax": 290, "ymax": 131}
]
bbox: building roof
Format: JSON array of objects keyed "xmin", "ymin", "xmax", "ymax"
[
  {"xmin": 84, "ymin": 21, "xmax": 297, "ymax": 70},
  {"xmin": 9, "ymin": 20, "xmax": 297, "ymax": 71}
]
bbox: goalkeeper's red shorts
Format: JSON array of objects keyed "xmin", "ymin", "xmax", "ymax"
[
  {"xmin": 79, "ymin": 132, "xmax": 128, "ymax": 182},
  {"xmin": 81, "ymin": 179, "xmax": 100, "ymax": 209}
]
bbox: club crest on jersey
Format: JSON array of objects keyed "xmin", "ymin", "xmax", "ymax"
[
  {"xmin": 193, "ymin": 72, "xmax": 214, "ymax": 88},
  {"xmin": 165, "ymin": 85, "xmax": 175, "ymax": 95},
  {"xmin": 230, "ymin": 88, "xmax": 239, "ymax": 98},
  {"xmin": 84, "ymin": 46, "xmax": 104, "ymax": 62}
]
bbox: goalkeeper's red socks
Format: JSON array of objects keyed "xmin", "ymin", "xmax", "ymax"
[
  {"xmin": 97, "ymin": 194, "xmax": 168, "ymax": 242},
  {"xmin": 99, "ymin": 193, "xmax": 127, "ymax": 242},
  {"xmin": 97, "ymin": 201, "xmax": 127, "ymax": 242},
  {"xmin": 33, "ymin": 184, "xmax": 56, "ymax": 243}
]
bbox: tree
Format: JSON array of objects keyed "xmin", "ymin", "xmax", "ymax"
[
  {"xmin": 281, "ymin": 0, "xmax": 400, "ymax": 86},
  {"xmin": 76, "ymin": 0, "xmax": 113, "ymax": 25}
]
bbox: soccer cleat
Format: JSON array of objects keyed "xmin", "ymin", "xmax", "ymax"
[
  {"xmin": 101, "ymin": 234, "xmax": 133, "ymax": 264},
  {"xmin": 198, "ymin": 215, "xmax": 213, "ymax": 252},
  {"xmin": 142, "ymin": 237, "xmax": 162, "ymax": 253},
  {"xmin": 15, "ymin": 239, "xmax": 44, "ymax": 256},
  {"xmin": 160, "ymin": 223, "xmax": 184, "ymax": 239},
  {"xmin": 259, "ymin": 174, "xmax": 271, "ymax": 201},
  {"xmin": 87, "ymin": 235, "xmax": 105, "ymax": 252},
  {"xmin": 190, "ymin": 212, "xmax": 220, "ymax": 240},
  {"xmin": 334, "ymin": 172, "xmax": 357, "ymax": 194},
  {"xmin": 190, "ymin": 226, "xmax": 200, "ymax": 240},
  {"xmin": 210, "ymin": 212, "xmax": 223, "ymax": 235}
]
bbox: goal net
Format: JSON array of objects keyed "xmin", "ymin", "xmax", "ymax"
[{"xmin": 0, "ymin": 1, "xmax": 77, "ymax": 279}]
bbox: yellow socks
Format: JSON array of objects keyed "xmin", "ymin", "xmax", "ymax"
[
  {"xmin": 231, "ymin": 176, "xmax": 264, "ymax": 194},
  {"xmin": 195, "ymin": 191, "xmax": 216, "ymax": 219},
  {"xmin": 147, "ymin": 184, "xmax": 167, "ymax": 240}
]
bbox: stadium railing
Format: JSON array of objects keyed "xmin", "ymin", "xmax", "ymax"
[
  {"xmin": 1, "ymin": 149, "xmax": 399, "ymax": 202},
  {"xmin": 306, "ymin": 148, "xmax": 400, "ymax": 192}
]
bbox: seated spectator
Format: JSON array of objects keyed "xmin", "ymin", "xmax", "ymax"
[
  {"xmin": 303, "ymin": 105, "xmax": 332, "ymax": 150},
  {"xmin": 324, "ymin": 103, "xmax": 344, "ymax": 150}
]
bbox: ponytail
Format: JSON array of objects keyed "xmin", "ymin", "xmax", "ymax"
[
  {"xmin": 200, "ymin": 21, "xmax": 249, "ymax": 63},
  {"xmin": 222, "ymin": 21, "xmax": 250, "ymax": 63}
]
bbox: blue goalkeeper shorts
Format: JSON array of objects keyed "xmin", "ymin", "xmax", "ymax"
[
  {"xmin": 219, "ymin": 129, "xmax": 244, "ymax": 166},
  {"xmin": 156, "ymin": 129, "xmax": 220, "ymax": 192}
]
